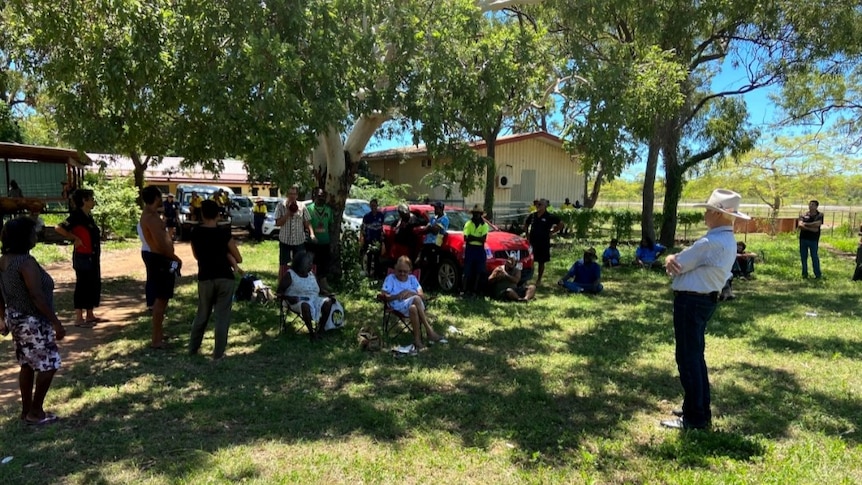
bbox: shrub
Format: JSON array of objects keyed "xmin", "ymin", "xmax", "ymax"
[{"xmin": 90, "ymin": 175, "xmax": 140, "ymax": 240}]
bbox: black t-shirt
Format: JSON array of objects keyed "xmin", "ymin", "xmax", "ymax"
[
  {"xmin": 393, "ymin": 215, "xmax": 421, "ymax": 246},
  {"xmin": 800, "ymin": 211, "xmax": 823, "ymax": 241},
  {"xmin": 191, "ymin": 226, "xmax": 234, "ymax": 281},
  {"xmin": 60, "ymin": 209, "xmax": 101, "ymax": 256},
  {"xmin": 527, "ymin": 212, "xmax": 561, "ymax": 246},
  {"xmin": 163, "ymin": 201, "xmax": 179, "ymax": 219}
]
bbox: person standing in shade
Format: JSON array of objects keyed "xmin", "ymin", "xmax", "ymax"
[
  {"xmin": 462, "ymin": 204, "xmax": 489, "ymax": 297},
  {"xmin": 306, "ymin": 187, "xmax": 333, "ymax": 293},
  {"xmin": 252, "ymin": 197, "xmax": 268, "ymax": 242},
  {"xmin": 137, "ymin": 222, "xmax": 155, "ymax": 312},
  {"xmin": 0, "ymin": 217, "xmax": 66, "ymax": 425},
  {"xmin": 798, "ymin": 199, "xmax": 823, "ymax": 279},
  {"xmin": 417, "ymin": 201, "xmax": 449, "ymax": 271},
  {"xmin": 54, "ymin": 189, "xmax": 105, "ymax": 328},
  {"xmin": 163, "ymin": 193, "xmax": 179, "ymax": 241},
  {"xmin": 140, "ymin": 186, "xmax": 182, "ymax": 349},
  {"xmin": 524, "ymin": 199, "xmax": 563, "ymax": 285},
  {"xmin": 360, "ymin": 199, "xmax": 385, "ymax": 277},
  {"xmin": 662, "ymin": 189, "xmax": 750, "ymax": 430},
  {"xmin": 189, "ymin": 200, "xmax": 242, "ymax": 360},
  {"xmin": 274, "ymin": 185, "xmax": 314, "ymax": 283}
]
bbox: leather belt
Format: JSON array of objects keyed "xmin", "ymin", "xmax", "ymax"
[{"xmin": 674, "ymin": 290, "xmax": 719, "ymax": 302}]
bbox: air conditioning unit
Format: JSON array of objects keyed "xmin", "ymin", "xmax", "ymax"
[{"xmin": 496, "ymin": 175, "xmax": 512, "ymax": 189}]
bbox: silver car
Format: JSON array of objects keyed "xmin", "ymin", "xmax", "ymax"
[{"xmin": 229, "ymin": 196, "xmax": 254, "ymax": 230}]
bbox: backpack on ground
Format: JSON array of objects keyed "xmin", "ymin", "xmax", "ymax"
[{"xmin": 235, "ymin": 273, "xmax": 257, "ymax": 301}]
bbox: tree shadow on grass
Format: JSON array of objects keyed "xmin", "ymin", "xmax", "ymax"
[
  {"xmin": 3, "ymin": 264, "xmax": 862, "ymax": 483},
  {"xmin": 640, "ymin": 429, "xmax": 767, "ymax": 468}
]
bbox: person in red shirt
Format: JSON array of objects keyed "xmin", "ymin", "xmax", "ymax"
[{"xmin": 54, "ymin": 189, "xmax": 106, "ymax": 328}]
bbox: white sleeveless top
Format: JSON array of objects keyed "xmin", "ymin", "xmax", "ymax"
[
  {"xmin": 286, "ymin": 269, "xmax": 320, "ymax": 299},
  {"xmin": 137, "ymin": 222, "xmax": 151, "ymax": 252}
]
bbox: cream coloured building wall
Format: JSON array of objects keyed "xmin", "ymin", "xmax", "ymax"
[
  {"xmin": 469, "ymin": 137, "xmax": 583, "ymax": 210},
  {"xmin": 362, "ymin": 133, "xmax": 584, "ymax": 211}
]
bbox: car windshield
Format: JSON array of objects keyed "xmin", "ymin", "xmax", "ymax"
[
  {"xmin": 264, "ymin": 201, "xmax": 278, "ymax": 212},
  {"xmin": 232, "ymin": 197, "xmax": 252, "ymax": 208},
  {"xmin": 344, "ymin": 201, "xmax": 371, "ymax": 218},
  {"xmin": 425, "ymin": 209, "xmax": 497, "ymax": 232}
]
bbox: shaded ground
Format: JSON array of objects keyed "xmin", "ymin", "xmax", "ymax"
[{"xmin": 0, "ymin": 242, "xmax": 198, "ymax": 407}]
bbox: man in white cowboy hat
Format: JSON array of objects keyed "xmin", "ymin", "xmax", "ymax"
[{"xmin": 661, "ymin": 189, "xmax": 750, "ymax": 430}]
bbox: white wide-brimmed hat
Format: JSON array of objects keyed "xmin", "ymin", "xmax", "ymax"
[{"xmin": 693, "ymin": 189, "xmax": 750, "ymax": 220}]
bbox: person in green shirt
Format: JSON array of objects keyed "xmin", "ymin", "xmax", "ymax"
[
  {"xmin": 306, "ymin": 187, "xmax": 334, "ymax": 293},
  {"xmin": 462, "ymin": 204, "xmax": 489, "ymax": 297}
]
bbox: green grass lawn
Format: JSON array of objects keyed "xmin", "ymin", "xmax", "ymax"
[{"xmin": 1, "ymin": 234, "xmax": 861, "ymax": 484}]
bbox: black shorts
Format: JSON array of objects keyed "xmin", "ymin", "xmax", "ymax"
[
  {"xmin": 142, "ymin": 252, "xmax": 176, "ymax": 300},
  {"xmin": 165, "ymin": 217, "xmax": 177, "ymax": 228},
  {"xmin": 496, "ymin": 286, "xmax": 527, "ymax": 300},
  {"xmin": 306, "ymin": 242, "xmax": 331, "ymax": 275},
  {"xmin": 279, "ymin": 243, "xmax": 305, "ymax": 266},
  {"xmin": 531, "ymin": 240, "xmax": 551, "ymax": 263}
]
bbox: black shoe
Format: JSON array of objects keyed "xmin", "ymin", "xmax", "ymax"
[
  {"xmin": 660, "ymin": 418, "xmax": 709, "ymax": 430},
  {"xmin": 671, "ymin": 409, "xmax": 684, "ymax": 417}
]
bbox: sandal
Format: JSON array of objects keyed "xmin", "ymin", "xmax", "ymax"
[{"xmin": 25, "ymin": 413, "xmax": 59, "ymax": 426}]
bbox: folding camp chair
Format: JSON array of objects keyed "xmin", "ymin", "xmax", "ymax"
[
  {"xmin": 278, "ymin": 293, "xmax": 344, "ymax": 336},
  {"xmin": 376, "ymin": 268, "xmax": 434, "ymax": 342}
]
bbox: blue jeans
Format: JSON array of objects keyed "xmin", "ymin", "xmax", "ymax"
[
  {"xmin": 561, "ymin": 281, "xmax": 603, "ymax": 294},
  {"xmin": 189, "ymin": 278, "xmax": 235, "ymax": 358},
  {"xmin": 673, "ymin": 292, "xmax": 718, "ymax": 428},
  {"xmin": 799, "ymin": 238, "xmax": 821, "ymax": 278}
]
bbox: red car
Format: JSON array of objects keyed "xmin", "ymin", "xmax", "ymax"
[{"xmin": 379, "ymin": 204, "xmax": 534, "ymax": 292}]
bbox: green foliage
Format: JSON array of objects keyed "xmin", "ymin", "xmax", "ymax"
[
  {"xmin": 0, "ymin": 101, "xmax": 23, "ymax": 142},
  {"xmin": 610, "ymin": 209, "xmax": 639, "ymax": 241},
  {"xmin": 676, "ymin": 211, "xmax": 705, "ymax": 240},
  {"xmin": 404, "ymin": 2, "xmax": 553, "ymax": 218},
  {"xmin": 349, "ymin": 175, "xmax": 412, "ymax": 206},
  {"xmin": 333, "ymin": 227, "xmax": 364, "ymax": 290},
  {"xmin": 90, "ymin": 175, "xmax": 140, "ymax": 240}
]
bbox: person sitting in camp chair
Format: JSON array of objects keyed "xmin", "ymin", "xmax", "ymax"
[
  {"xmin": 381, "ymin": 256, "xmax": 446, "ymax": 351},
  {"xmin": 277, "ymin": 252, "xmax": 334, "ymax": 341}
]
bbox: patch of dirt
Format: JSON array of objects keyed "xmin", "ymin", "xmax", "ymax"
[{"xmin": 0, "ymin": 242, "xmax": 199, "ymax": 408}]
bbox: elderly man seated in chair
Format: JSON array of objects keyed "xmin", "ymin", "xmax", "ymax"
[
  {"xmin": 277, "ymin": 252, "xmax": 334, "ymax": 341},
  {"xmin": 381, "ymin": 256, "xmax": 446, "ymax": 350},
  {"xmin": 488, "ymin": 256, "xmax": 536, "ymax": 302}
]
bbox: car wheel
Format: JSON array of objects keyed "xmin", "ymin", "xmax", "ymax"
[{"xmin": 436, "ymin": 257, "xmax": 461, "ymax": 293}]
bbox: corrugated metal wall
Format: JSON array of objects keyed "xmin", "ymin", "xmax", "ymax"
[{"xmin": 0, "ymin": 161, "xmax": 68, "ymax": 198}]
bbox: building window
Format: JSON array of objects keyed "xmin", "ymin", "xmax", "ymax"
[
  {"xmin": 251, "ymin": 187, "xmax": 259, "ymax": 196},
  {"xmin": 230, "ymin": 186, "xmax": 242, "ymax": 194},
  {"xmin": 269, "ymin": 187, "xmax": 279, "ymax": 197},
  {"xmin": 421, "ymin": 159, "xmax": 432, "ymax": 168}
]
